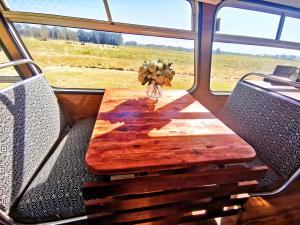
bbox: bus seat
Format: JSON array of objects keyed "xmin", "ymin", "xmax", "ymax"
[
  {"xmin": 10, "ymin": 117, "xmax": 101, "ymax": 223},
  {"xmin": 219, "ymin": 78, "xmax": 300, "ymax": 192},
  {"xmin": 0, "ymin": 74, "xmax": 101, "ymax": 223}
]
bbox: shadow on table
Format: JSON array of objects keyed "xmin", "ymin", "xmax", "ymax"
[{"xmin": 94, "ymin": 93, "xmax": 216, "ymax": 142}]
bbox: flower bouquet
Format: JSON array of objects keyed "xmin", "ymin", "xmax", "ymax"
[{"xmin": 138, "ymin": 59, "xmax": 175, "ymax": 100}]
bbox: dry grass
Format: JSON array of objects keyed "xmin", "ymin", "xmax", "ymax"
[
  {"xmin": 0, "ymin": 51, "xmax": 20, "ymax": 88},
  {"xmin": 1, "ymin": 37, "xmax": 299, "ymax": 91},
  {"xmin": 211, "ymin": 53, "xmax": 300, "ymax": 91},
  {"xmin": 21, "ymin": 38, "xmax": 194, "ymax": 90},
  {"xmin": 45, "ymin": 66, "xmax": 194, "ymax": 89}
]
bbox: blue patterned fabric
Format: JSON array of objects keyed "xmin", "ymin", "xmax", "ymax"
[
  {"xmin": 0, "ymin": 75, "xmax": 66, "ymax": 212},
  {"xmin": 11, "ymin": 118, "xmax": 102, "ymax": 223},
  {"xmin": 245, "ymin": 157, "xmax": 283, "ymax": 191},
  {"xmin": 220, "ymin": 81, "xmax": 300, "ymax": 182}
]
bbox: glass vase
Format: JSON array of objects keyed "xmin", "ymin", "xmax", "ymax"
[{"xmin": 146, "ymin": 83, "xmax": 162, "ymax": 101}]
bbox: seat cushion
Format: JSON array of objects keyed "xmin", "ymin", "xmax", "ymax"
[
  {"xmin": 10, "ymin": 118, "xmax": 101, "ymax": 223},
  {"xmin": 0, "ymin": 75, "xmax": 66, "ymax": 212}
]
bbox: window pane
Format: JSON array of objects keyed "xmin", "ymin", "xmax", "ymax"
[
  {"xmin": 216, "ymin": 7, "xmax": 280, "ymax": 39},
  {"xmin": 108, "ymin": 0, "xmax": 192, "ymax": 30},
  {"xmin": 210, "ymin": 42, "xmax": 300, "ymax": 92},
  {"xmin": 14, "ymin": 23, "xmax": 194, "ymax": 90},
  {"xmin": 6, "ymin": 0, "xmax": 107, "ymax": 21},
  {"xmin": 0, "ymin": 47, "xmax": 20, "ymax": 89},
  {"xmin": 281, "ymin": 17, "xmax": 300, "ymax": 43}
]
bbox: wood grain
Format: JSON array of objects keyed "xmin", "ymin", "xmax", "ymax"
[
  {"xmin": 82, "ymin": 166, "xmax": 266, "ymax": 199},
  {"xmin": 56, "ymin": 93, "xmax": 102, "ymax": 123},
  {"xmin": 86, "ymin": 89, "xmax": 256, "ymax": 175},
  {"xmin": 83, "ymin": 165, "xmax": 266, "ymax": 224},
  {"xmin": 87, "ymin": 200, "xmax": 244, "ymax": 225},
  {"xmin": 84, "ymin": 181, "xmax": 258, "ymax": 213}
]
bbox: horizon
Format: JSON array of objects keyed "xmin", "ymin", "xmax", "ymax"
[{"xmin": 14, "ymin": 23, "xmax": 300, "ymax": 60}]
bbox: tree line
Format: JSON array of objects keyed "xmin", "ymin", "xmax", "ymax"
[
  {"xmin": 14, "ymin": 24, "xmax": 123, "ymax": 46},
  {"xmin": 124, "ymin": 41, "xmax": 193, "ymax": 52},
  {"xmin": 213, "ymin": 48, "xmax": 300, "ymax": 61}
]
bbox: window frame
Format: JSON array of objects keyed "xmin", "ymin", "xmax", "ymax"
[
  {"xmin": 0, "ymin": 42, "xmax": 21, "ymax": 87},
  {"xmin": 14, "ymin": 22, "xmax": 196, "ymax": 90},
  {"xmin": 0, "ymin": 12, "xmax": 37, "ymax": 79},
  {"xmin": 280, "ymin": 16, "xmax": 300, "ymax": 43},
  {"xmin": 209, "ymin": 0, "xmax": 300, "ymax": 95},
  {"xmin": 214, "ymin": 1, "xmax": 300, "ymax": 50},
  {"xmin": 1, "ymin": 0, "xmax": 198, "ymax": 92}
]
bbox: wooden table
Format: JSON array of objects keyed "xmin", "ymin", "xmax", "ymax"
[
  {"xmin": 83, "ymin": 89, "xmax": 267, "ymax": 224},
  {"xmin": 86, "ymin": 89, "xmax": 256, "ymax": 175}
]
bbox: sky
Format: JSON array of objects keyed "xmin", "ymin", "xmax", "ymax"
[{"xmin": 6, "ymin": 0, "xmax": 300, "ymax": 56}]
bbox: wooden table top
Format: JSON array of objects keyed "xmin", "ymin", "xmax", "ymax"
[{"xmin": 86, "ymin": 89, "xmax": 256, "ymax": 175}]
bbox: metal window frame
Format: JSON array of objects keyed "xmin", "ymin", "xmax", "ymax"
[
  {"xmin": 103, "ymin": 0, "xmax": 113, "ymax": 24},
  {"xmin": 2, "ymin": 11, "xmax": 197, "ymax": 39},
  {"xmin": 221, "ymin": 0, "xmax": 300, "ymax": 19},
  {"xmin": 214, "ymin": 0, "xmax": 300, "ymax": 50},
  {"xmin": 214, "ymin": 33, "xmax": 300, "ymax": 51},
  {"xmin": 209, "ymin": 0, "xmax": 300, "ymax": 95},
  {"xmin": 0, "ymin": 3, "xmax": 36, "ymax": 79},
  {"xmin": 0, "ymin": 0, "xmax": 199, "ymax": 92}
]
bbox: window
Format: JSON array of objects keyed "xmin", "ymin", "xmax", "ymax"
[
  {"xmin": 108, "ymin": 0, "xmax": 192, "ymax": 30},
  {"xmin": 211, "ymin": 43, "xmax": 300, "ymax": 91},
  {"xmin": 14, "ymin": 23, "xmax": 194, "ymax": 90},
  {"xmin": 216, "ymin": 7, "xmax": 280, "ymax": 39},
  {"xmin": 211, "ymin": 5, "xmax": 300, "ymax": 92},
  {"xmin": 281, "ymin": 16, "xmax": 300, "ymax": 43},
  {"xmin": 6, "ymin": 0, "xmax": 107, "ymax": 21},
  {"xmin": 7, "ymin": 0, "xmax": 193, "ymax": 30},
  {"xmin": 0, "ymin": 47, "xmax": 20, "ymax": 89}
]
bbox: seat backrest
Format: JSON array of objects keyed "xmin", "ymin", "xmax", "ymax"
[
  {"xmin": 219, "ymin": 80, "xmax": 300, "ymax": 180},
  {"xmin": 0, "ymin": 74, "xmax": 66, "ymax": 212},
  {"xmin": 273, "ymin": 65, "xmax": 298, "ymax": 78},
  {"xmin": 264, "ymin": 65, "xmax": 300, "ymax": 84}
]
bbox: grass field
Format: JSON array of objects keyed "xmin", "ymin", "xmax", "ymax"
[
  {"xmin": 211, "ymin": 53, "xmax": 300, "ymax": 91},
  {"xmin": 22, "ymin": 38, "xmax": 194, "ymax": 90},
  {"xmin": 1, "ymin": 37, "xmax": 300, "ymax": 91}
]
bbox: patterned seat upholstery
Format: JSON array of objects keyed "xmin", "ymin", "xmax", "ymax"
[
  {"xmin": 0, "ymin": 75, "xmax": 66, "ymax": 212},
  {"xmin": 219, "ymin": 80, "xmax": 300, "ymax": 190},
  {"xmin": 10, "ymin": 118, "xmax": 102, "ymax": 223},
  {"xmin": 0, "ymin": 74, "xmax": 100, "ymax": 223},
  {"xmin": 245, "ymin": 157, "xmax": 284, "ymax": 191}
]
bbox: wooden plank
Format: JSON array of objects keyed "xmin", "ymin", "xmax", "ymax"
[
  {"xmin": 179, "ymin": 208, "xmax": 241, "ymax": 224},
  {"xmin": 87, "ymin": 198, "xmax": 246, "ymax": 224},
  {"xmin": 86, "ymin": 89, "xmax": 256, "ymax": 175},
  {"xmin": 82, "ymin": 166, "xmax": 267, "ymax": 199},
  {"xmin": 85, "ymin": 181, "xmax": 257, "ymax": 213}
]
